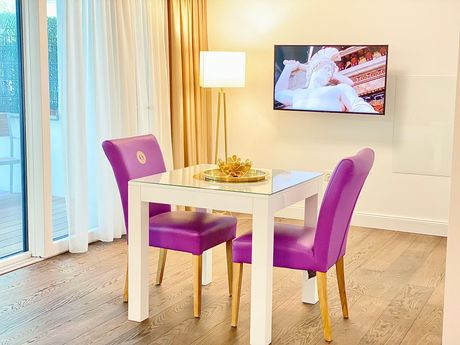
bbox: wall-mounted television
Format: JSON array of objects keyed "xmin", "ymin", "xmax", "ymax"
[{"xmin": 273, "ymin": 45, "xmax": 388, "ymax": 115}]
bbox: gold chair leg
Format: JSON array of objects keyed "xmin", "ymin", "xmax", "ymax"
[
  {"xmin": 336, "ymin": 256, "xmax": 349, "ymax": 319},
  {"xmin": 226, "ymin": 241, "xmax": 233, "ymax": 296},
  {"xmin": 123, "ymin": 263, "xmax": 128, "ymax": 303},
  {"xmin": 317, "ymin": 271, "xmax": 332, "ymax": 342},
  {"xmin": 193, "ymin": 255, "xmax": 203, "ymax": 318},
  {"xmin": 155, "ymin": 249, "xmax": 168, "ymax": 285},
  {"xmin": 231, "ymin": 262, "xmax": 243, "ymax": 327}
]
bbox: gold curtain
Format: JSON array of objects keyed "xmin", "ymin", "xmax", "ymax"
[{"xmin": 168, "ymin": 0, "xmax": 212, "ymax": 168}]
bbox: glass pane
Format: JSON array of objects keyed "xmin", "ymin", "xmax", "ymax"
[
  {"xmin": 134, "ymin": 164, "xmax": 322, "ymax": 195},
  {"xmin": 47, "ymin": 0, "xmax": 68, "ymax": 240},
  {"xmin": 0, "ymin": 0, "xmax": 27, "ymax": 258}
]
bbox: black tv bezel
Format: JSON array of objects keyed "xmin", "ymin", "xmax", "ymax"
[{"xmin": 273, "ymin": 44, "xmax": 389, "ymax": 116}]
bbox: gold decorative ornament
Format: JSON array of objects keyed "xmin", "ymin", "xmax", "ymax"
[
  {"xmin": 136, "ymin": 151, "xmax": 147, "ymax": 164},
  {"xmin": 197, "ymin": 155, "xmax": 268, "ymax": 183},
  {"xmin": 217, "ymin": 155, "xmax": 252, "ymax": 177},
  {"xmin": 201, "ymin": 168, "xmax": 268, "ymax": 183}
]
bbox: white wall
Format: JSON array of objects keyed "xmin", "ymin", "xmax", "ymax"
[
  {"xmin": 442, "ymin": 37, "xmax": 460, "ymax": 345},
  {"xmin": 207, "ymin": 0, "xmax": 460, "ymax": 235}
]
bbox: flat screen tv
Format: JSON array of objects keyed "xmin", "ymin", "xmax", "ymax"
[{"xmin": 273, "ymin": 45, "xmax": 388, "ymax": 115}]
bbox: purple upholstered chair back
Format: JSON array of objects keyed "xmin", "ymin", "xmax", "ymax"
[
  {"xmin": 314, "ymin": 148, "xmax": 374, "ymax": 272},
  {"xmin": 102, "ymin": 135, "xmax": 171, "ymax": 234}
]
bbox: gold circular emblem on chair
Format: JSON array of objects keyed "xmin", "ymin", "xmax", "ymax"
[{"xmin": 136, "ymin": 151, "xmax": 147, "ymax": 164}]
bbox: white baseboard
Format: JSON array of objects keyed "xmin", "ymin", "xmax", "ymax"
[{"xmin": 275, "ymin": 204, "xmax": 448, "ymax": 237}]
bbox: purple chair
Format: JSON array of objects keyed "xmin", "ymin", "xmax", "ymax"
[
  {"xmin": 102, "ymin": 134, "xmax": 237, "ymax": 318},
  {"xmin": 231, "ymin": 148, "xmax": 374, "ymax": 342}
]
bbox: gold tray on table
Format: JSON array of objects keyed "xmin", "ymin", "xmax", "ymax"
[{"xmin": 201, "ymin": 168, "xmax": 268, "ymax": 183}]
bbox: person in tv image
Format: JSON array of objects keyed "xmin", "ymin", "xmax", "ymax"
[{"xmin": 274, "ymin": 47, "xmax": 377, "ymax": 113}]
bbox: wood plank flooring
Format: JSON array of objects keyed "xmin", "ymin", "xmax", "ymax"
[
  {"xmin": 0, "ymin": 192, "xmax": 68, "ymax": 258},
  {"xmin": 0, "ymin": 215, "xmax": 446, "ymax": 345}
]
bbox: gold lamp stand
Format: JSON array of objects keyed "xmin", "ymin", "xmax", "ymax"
[{"xmin": 214, "ymin": 88, "xmax": 228, "ymax": 163}]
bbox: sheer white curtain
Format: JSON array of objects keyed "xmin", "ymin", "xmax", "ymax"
[{"xmin": 57, "ymin": 0, "xmax": 172, "ymax": 252}]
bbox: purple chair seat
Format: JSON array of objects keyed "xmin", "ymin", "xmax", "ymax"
[
  {"xmin": 149, "ymin": 211, "xmax": 236, "ymax": 255},
  {"xmin": 102, "ymin": 134, "xmax": 237, "ymax": 318},
  {"xmin": 232, "ymin": 223, "xmax": 316, "ymax": 271},
  {"xmin": 230, "ymin": 148, "xmax": 375, "ymax": 342}
]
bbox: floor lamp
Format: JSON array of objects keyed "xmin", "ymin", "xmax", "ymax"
[{"xmin": 200, "ymin": 51, "xmax": 246, "ymax": 163}]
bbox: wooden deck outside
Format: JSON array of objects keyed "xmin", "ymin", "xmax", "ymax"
[{"xmin": 0, "ymin": 191, "xmax": 67, "ymax": 258}]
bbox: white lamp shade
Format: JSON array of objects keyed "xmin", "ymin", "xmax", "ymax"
[{"xmin": 200, "ymin": 51, "xmax": 246, "ymax": 88}]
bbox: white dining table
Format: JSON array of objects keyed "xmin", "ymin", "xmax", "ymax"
[{"xmin": 127, "ymin": 164, "xmax": 322, "ymax": 345}]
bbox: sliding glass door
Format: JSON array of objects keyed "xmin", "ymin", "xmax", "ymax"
[
  {"xmin": 47, "ymin": 0, "xmax": 68, "ymax": 240},
  {"xmin": 0, "ymin": 0, "xmax": 27, "ymax": 258}
]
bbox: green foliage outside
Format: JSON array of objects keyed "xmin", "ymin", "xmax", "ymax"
[{"xmin": 0, "ymin": 12, "xmax": 58, "ymax": 113}]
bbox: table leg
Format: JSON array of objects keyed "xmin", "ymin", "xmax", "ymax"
[
  {"xmin": 196, "ymin": 208, "xmax": 213, "ymax": 285},
  {"xmin": 202, "ymin": 249, "xmax": 213, "ymax": 285},
  {"xmin": 128, "ymin": 183, "xmax": 150, "ymax": 321},
  {"xmin": 302, "ymin": 271, "xmax": 319, "ymax": 304},
  {"xmin": 250, "ymin": 199, "xmax": 274, "ymax": 345},
  {"xmin": 302, "ymin": 194, "xmax": 319, "ymax": 304}
]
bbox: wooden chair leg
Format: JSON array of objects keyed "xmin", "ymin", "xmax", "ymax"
[
  {"xmin": 226, "ymin": 241, "xmax": 233, "ymax": 296},
  {"xmin": 317, "ymin": 271, "xmax": 332, "ymax": 342},
  {"xmin": 123, "ymin": 263, "xmax": 128, "ymax": 303},
  {"xmin": 193, "ymin": 255, "xmax": 202, "ymax": 318},
  {"xmin": 231, "ymin": 262, "xmax": 243, "ymax": 327},
  {"xmin": 155, "ymin": 249, "xmax": 167, "ymax": 285},
  {"xmin": 336, "ymin": 256, "xmax": 349, "ymax": 319}
]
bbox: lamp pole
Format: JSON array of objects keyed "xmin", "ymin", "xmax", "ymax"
[{"xmin": 214, "ymin": 88, "xmax": 228, "ymax": 163}]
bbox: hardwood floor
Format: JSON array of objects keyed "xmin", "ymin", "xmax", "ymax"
[{"xmin": 0, "ymin": 215, "xmax": 445, "ymax": 345}]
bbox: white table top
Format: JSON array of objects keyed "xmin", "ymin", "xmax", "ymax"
[{"xmin": 133, "ymin": 164, "xmax": 322, "ymax": 196}]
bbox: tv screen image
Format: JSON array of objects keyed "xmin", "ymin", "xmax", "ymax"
[{"xmin": 274, "ymin": 45, "xmax": 388, "ymax": 115}]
